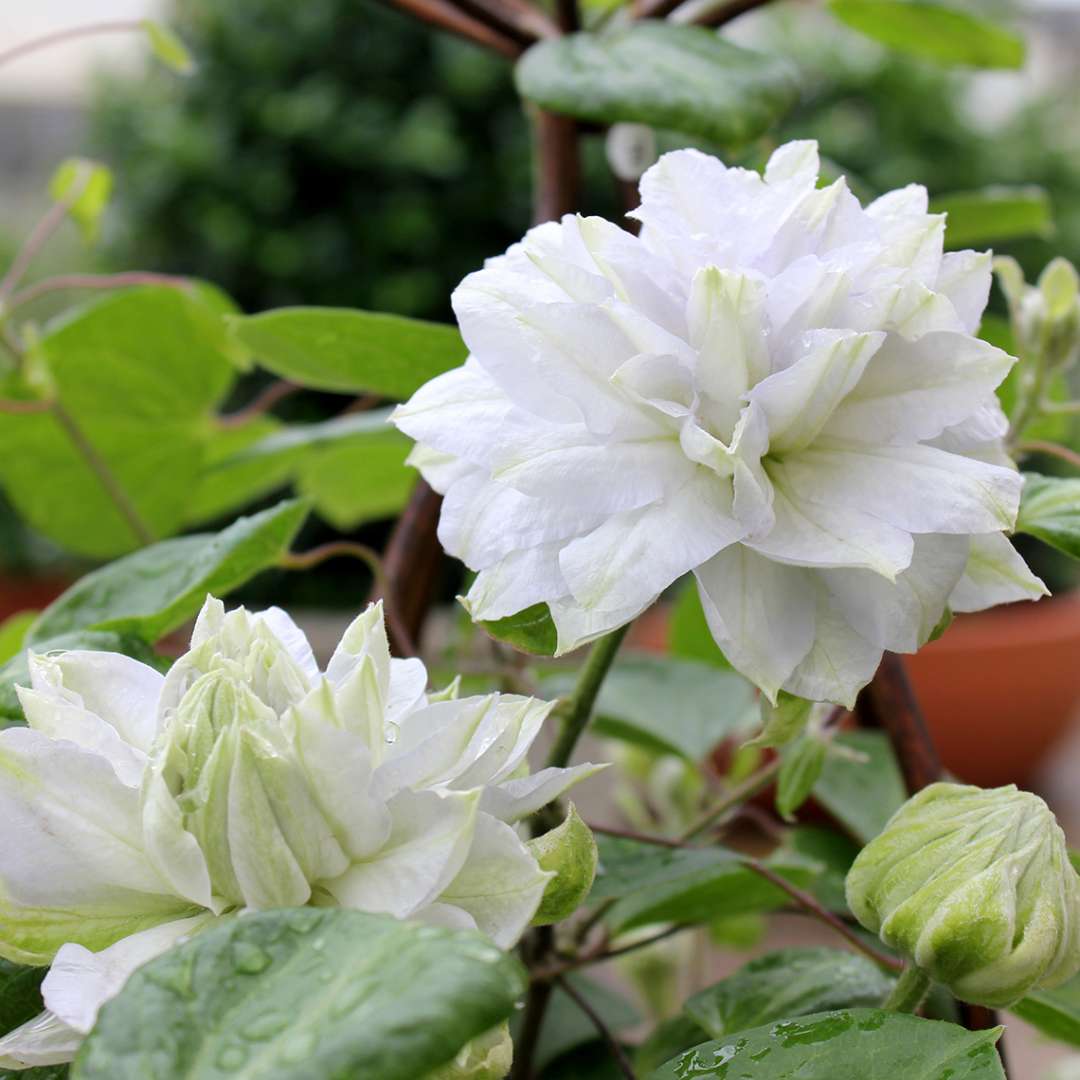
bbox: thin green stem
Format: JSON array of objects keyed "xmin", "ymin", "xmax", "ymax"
[
  {"xmin": 545, "ymin": 624, "xmax": 629, "ymax": 770},
  {"xmin": 883, "ymin": 965, "xmax": 931, "ymax": 1013},
  {"xmin": 680, "ymin": 757, "xmax": 781, "ymax": 841}
]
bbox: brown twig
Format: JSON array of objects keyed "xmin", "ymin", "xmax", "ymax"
[
  {"xmin": 8, "ymin": 271, "xmax": 193, "ymax": 311},
  {"xmin": 532, "ymin": 111, "xmax": 581, "ymax": 224},
  {"xmin": 1015, "ymin": 439, "xmax": 1080, "ymax": 471},
  {"xmin": 532, "ymin": 923, "xmax": 687, "ymax": 982},
  {"xmin": 280, "ymin": 541, "xmax": 417, "ymax": 657},
  {"xmin": 218, "ymin": 380, "xmax": 301, "ymax": 429},
  {"xmin": 0, "ymin": 203, "xmax": 71, "ymax": 305},
  {"xmin": 680, "ymin": 758, "xmax": 782, "ymax": 840},
  {"xmin": 688, "ymin": 0, "xmax": 776, "ymax": 26},
  {"xmin": 455, "ymin": 0, "xmax": 560, "ymax": 41},
  {"xmin": 380, "ymin": 0, "xmax": 522, "ymax": 56},
  {"xmin": 556, "ymin": 976, "xmax": 638, "ymax": 1079},
  {"xmin": 0, "ymin": 397, "xmax": 53, "ymax": 414},
  {"xmin": 0, "ymin": 19, "xmax": 144, "ymax": 69}
]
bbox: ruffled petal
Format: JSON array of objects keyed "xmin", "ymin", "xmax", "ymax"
[
  {"xmin": 0, "ymin": 1009, "xmax": 81, "ymax": 1068},
  {"xmin": 950, "ymin": 533, "xmax": 1049, "ymax": 613}
]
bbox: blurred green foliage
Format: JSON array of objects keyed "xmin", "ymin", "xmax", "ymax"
[{"xmin": 90, "ymin": 0, "xmax": 534, "ymax": 319}]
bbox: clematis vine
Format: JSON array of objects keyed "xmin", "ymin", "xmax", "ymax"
[
  {"xmin": 393, "ymin": 139, "xmax": 1047, "ymax": 706},
  {"xmin": 0, "ymin": 597, "xmax": 599, "ymax": 1068}
]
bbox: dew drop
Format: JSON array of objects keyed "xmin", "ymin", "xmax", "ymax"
[{"xmin": 233, "ymin": 943, "xmax": 272, "ymax": 974}]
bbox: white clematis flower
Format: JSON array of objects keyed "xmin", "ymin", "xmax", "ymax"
[
  {"xmin": 393, "ymin": 140, "xmax": 1046, "ymax": 705},
  {"xmin": 0, "ymin": 597, "xmax": 599, "ymax": 1068}
]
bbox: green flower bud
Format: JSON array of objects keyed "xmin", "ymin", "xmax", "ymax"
[
  {"xmin": 157, "ymin": 663, "xmax": 346, "ymax": 908},
  {"xmin": 846, "ymin": 782, "xmax": 1080, "ymax": 1007},
  {"xmin": 527, "ymin": 803, "xmax": 598, "ymax": 925},
  {"xmin": 425, "ymin": 1023, "xmax": 513, "ymax": 1080}
]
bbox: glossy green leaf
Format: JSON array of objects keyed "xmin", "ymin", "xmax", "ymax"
[
  {"xmin": 669, "ymin": 580, "xmax": 732, "ymax": 670},
  {"xmin": 480, "ymin": 604, "xmax": 558, "ymax": 656},
  {"xmin": 29, "ymin": 500, "xmax": 307, "ymax": 646},
  {"xmin": 229, "ymin": 307, "xmax": 466, "ymax": 398},
  {"xmin": 635, "ymin": 1015, "xmax": 710, "ymax": 1075},
  {"xmin": 652, "ymin": 1009, "xmax": 1005, "ymax": 1078},
  {"xmin": 931, "ymin": 186, "xmax": 1052, "ymax": 248},
  {"xmin": 828, "ymin": 0, "xmax": 1024, "ymax": 69},
  {"xmin": 590, "ymin": 835, "xmax": 819, "ymax": 932},
  {"xmin": 684, "ymin": 949, "xmax": 894, "ymax": 1040},
  {"xmin": 0, "ymin": 631, "xmax": 167, "ymax": 725},
  {"xmin": 0, "ymin": 287, "xmax": 237, "ymax": 558},
  {"xmin": 0, "ymin": 612, "xmax": 37, "ymax": 667},
  {"xmin": 48, "ymin": 159, "xmax": 113, "ymax": 244},
  {"xmin": 1012, "ymin": 971, "xmax": 1080, "ymax": 1047},
  {"xmin": 142, "ymin": 20, "xmax": 196, "ymax": 74},
  {"xmin": 776, "ymin": 736, "xmax": 827, "ymax": 821},
  {"xmin": 73, "ymin": 909, "xmax": 526, "ymax": 1080},
  {"xmin": 0, "ymin": 958, "xmax": 46, "ymax": 1037},
  {"xmin": 811, "ymin": 731, "xmax": 906, "ymax": 843},
  {"xmin": 515, "ymin": 24, "xmax": 798, "ymax": 146},
  {"xmin": 1016, "ymin": 473, "xmax": 1080, "ymax": 559}
]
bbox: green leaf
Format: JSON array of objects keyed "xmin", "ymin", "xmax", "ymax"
[
  {"xmin": 590, "ymin": 835, "xmax": 819, "ymax": 932},
  {"xmin": 1016, "ymin": 473, "xmax": 1080, "ymax": 559},
  {"xmin": 0, "ymin": 957, "xmax": 46, "ymax": 1036},
  {"xmin": 827, "ymin": 0, "xmax": 1024, "ymax": 69},
  {"xmin": 652, "ymin": 1009, "xmax": 1005, "ymax": 1078},
  {"xmin": 0, "ymin": 1068, "xmax": 68, "ymax": 1080},
  {"xmin": 229, "ymin": 307, "xmax": 466, "ymax": 398},
  {"xmin": 142, "ymin": 20, "xmax": 196, "ymax": 74},
  {"xmin": 776, "ymin": 736, "xmax": 827, "ymax": 822},
  {"xmin": 73, "ymin": 909, "xmax": 526, "ymax": 1080},
  {"xmin": 684, "ymin": 949, "xmax": 894, "ymax": 1040},
  {"xmin": 545, "ymin": 654, "xmax": 754, "ymax": 761},
  {"xmin": 0, "ymin": 631, "xmax": 168, "ymax": 725},
  {"xmin": 0, "ymin": 612, "xmax": 38, "ymax": 666},
  {"xmin": 29, "ymin": 500, "xmax": 307, "ymax": 646},
  {"xmin": 811, "ymin": 731, "xmax": 906, "ymax": 843},
  {"xmin": 514, "ymin": 974, "xmax": 639, "ymax": 1073},
  {"xmin": 750, "ymin": 691, "xmax": 812, "ymax": 750},
  {"xmin": 635, "ymin": 1015, "xmax": 710, "ymax": 1075},
  {"xmin": 669, "ymin": 580, "xmax": 732, "ymax": 670},
  {"xmin": 931, "ymin": 187, "xmax": 1053, "ymax": 248},
  {"xmin": 480, "ymin": 603, "xmax": 557, "ymax": 656},
  {"xmin": 0, "ymin": 287, "xmax": 237, "ymax": 558},
  {"xmin": 784, "ymin": 826, "xmax": 861, "ymax": 912},
  {"xmin": 1012, "ymin": 971, "xmax": 1080, "ymax": 1047},
  {"xmin": 515, "ymin": 24, "xmax": 798, "ymax": 147},
  {"xmin": 48, "ymin": 159, "xmax": 113, "ymax": 244}
]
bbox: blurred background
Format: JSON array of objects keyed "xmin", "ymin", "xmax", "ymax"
[{"xmin": 5, "ymin": 2, "xmax": 1080, "ymax": 1072}]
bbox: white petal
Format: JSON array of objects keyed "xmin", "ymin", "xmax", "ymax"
[
  {"xmin": 558, "ymin": 470, "xmax": 744, "ymax": 615},
  {"xmin": 479, "ymin": 762, "xmax": 608, "ymax": 823},
  {"xmin": 782, "ymin": 576, "xmax": 884, "ymax": 707},
  {"xmin": 254, "ymin": 607, "xmax": 319, "ymax": 684},
  {"xmin": 950, "ymin": 533, "xmax": 1049, "ymax": 612},
  {"xmin": 387, "ymin": 657, "xmax": 428, "ymax": 724},
  {"xmin": 935, "ymin": 250, "xmax": 993, "ymax": 334},
  {"xmin": 749, "ymin": 329, "xmax": 884, "ymax": 453},
  {"xmin": 409, "ymin": 902, "xmax": 479, "ymax": 934},
  {"xmin": 821, "ymin": 534, "xmax": 971, "ymax": 653},
  {"xmin": 464, "ymin": 544, "xmax": 568, "ymax": 623},
  {"xmin": 326, "ymin": 601, "xmax": 391, "ymax": 697},
  {"xmin": 822, "ymin": 331, "xmax": 1014, "ymax": 445},
  {"xmin": 0, "ymin": 730, "xmax": 188, "ymax": 928},
  {"xmin": 764, "ymin": 140, "xmax": 820, "ymax": 187},
  {"xmin": 437, "ymin": 814, "xmax": 552, "ymax": 948},
  {"xmin": 323, "ymin": 789, "xmax": 479, "ymax": 918},
  {"xmin": 748, "ymin": 479, "xmax": 913, "ymax": 578},
  {"xmin": 0, "ymin": 1010, "xmax": 81, "ymax": 1068},
  {"xmin": 450, "ymin": 697, "xmax": 557, "ymax": 789},
  {"xmin": 776, "ymin": 441, "xmax": 1021, "ymax": 535},
  {"xmin": 694, "ymin": 548, "xmax": 817, "ymax": 702},
  {"xmin": 550, "ymin": 596, "xmax": 642, "ymax": 657},
  {"xmin": 28, "ymin": 650, "xmax": 162, "ymax": 753},
  {"xmin": 42, "ymin": 914, "xmax": 214, "ymax": 1035}
]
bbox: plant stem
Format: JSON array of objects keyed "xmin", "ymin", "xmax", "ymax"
[
  {"xmin": 1015, "ymin": 439, "xmax": 1080, "ymax": 471},
  {"xmin": 50, "ymin": 401, "xmax": 155, "ymax": 546},
  {"xmin": 883, "ymin": 966, "xmax": 931, "ymax": 1014},
  {"xmin": 218, "ymin": 380, "xmax": 301, "ymax": 429},
  {"xmin": 510, "ymin": 927, "xmax": 555, "ymax": 1080},
  {"xmin": 381, "ymin": 0, "xmax": 522, "ymax": 56},
  {"xmin": 681, "ymin": 758, "xmax": 781, "ymax": 840},
  {"xmin": 280, "ymin": 541, "xmax": 416, "ymax": 657},
  {"xmin": 0, "ymin": 19, "xmax": 144, "ymax": 69},
  {"xmin": 0, "ymin": 203, "xmax": 71, "ymax": 306},
  {"xmin": 556, "ymin": 975, "xmax": 638, "ymax": 1079},
  {"xmin": 8, "ymin": 271, "xmax": 192, "ymax": 311},
  {"xmin": 545, "ymin": 625, "xmax": 629, "ymax": 770}
]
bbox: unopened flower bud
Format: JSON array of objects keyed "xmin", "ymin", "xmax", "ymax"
[
  {"xmin": 846, "ymin": 782, "xmax": 1080, "ymax": 1007},
  {"xmin": 527, "ymin": 803, "xmax": 598, "ymax": 926}
]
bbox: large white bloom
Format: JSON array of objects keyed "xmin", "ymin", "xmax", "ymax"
[
  {"xmin": 0, "ymin": 598, "xmax": 597, "ymax": 1068},
  {"xmin": 394, "ymin": 140, "xmax": 1046, "ymax": 705}
]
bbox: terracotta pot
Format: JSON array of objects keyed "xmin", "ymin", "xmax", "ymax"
[
  {"xmin": 906, "ymin": 592, "xmax": 1080, "ymax": 787},
  {"xmin": 630, "ymin": 593, "xmax": 1080, "ymax": 789}
]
